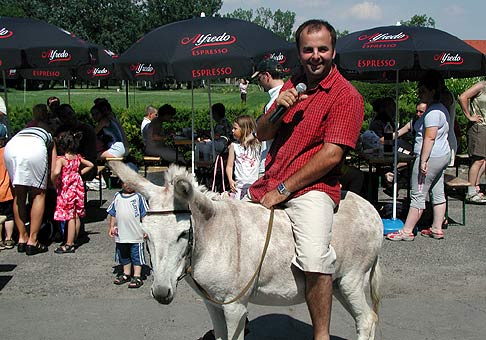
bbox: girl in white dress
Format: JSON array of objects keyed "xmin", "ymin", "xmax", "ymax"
[{"xmin": 225, "ymin": 115, "xmax": 261, "ymax": 199}]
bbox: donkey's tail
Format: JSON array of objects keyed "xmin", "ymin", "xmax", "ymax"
[{"xmin": 369, "ymin": 256, "xmax": 381, "ymax": 318}]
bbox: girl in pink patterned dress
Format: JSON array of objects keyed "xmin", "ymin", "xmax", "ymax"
[{"xmin": 51, "ymin": 131, "xmax": 94, "ymax": 254}]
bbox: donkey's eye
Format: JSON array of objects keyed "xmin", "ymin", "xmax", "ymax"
[{"xmin": 177, "ymin": 230, "xmax": 189, "ymax": 241}]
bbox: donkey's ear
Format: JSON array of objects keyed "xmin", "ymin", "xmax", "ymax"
[
  {"xmin": 173, "ymin": 176, "xmax": 194, "ymax": 201},
  {"xmin": 108, "ymin": 161, "xmax": 161, "ymax": 200}
]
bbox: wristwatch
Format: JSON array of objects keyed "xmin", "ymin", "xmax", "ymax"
[{"xmin": 277, "ymin": 182, "xmax": 291, "ymax": 197}]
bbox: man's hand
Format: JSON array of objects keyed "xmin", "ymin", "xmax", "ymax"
[
  {"xmin": 276, "ymin": 88, "xmax": 308, "ymax": 109},
  {"xmin": 260, "ymin": 189, "xmax": 288, "ymax": 209}
]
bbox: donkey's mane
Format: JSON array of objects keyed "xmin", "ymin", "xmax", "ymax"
[{"xmin": 164, "ymin": 164, "xmax": 221, "ymax": 200}]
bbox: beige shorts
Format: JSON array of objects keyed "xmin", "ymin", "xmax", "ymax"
[{"xmin": 284, "ymin": 191, "xmax": 336, "ymax": 274}]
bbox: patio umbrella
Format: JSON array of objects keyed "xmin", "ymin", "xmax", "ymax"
[
  {"xmin": 117, "ymin": 16, "xmax": 298, "ymax": 171},
  {"xmin": 0, "ymin": 16, "xmax": 97, "ymax": 129},
  {"xmin": 336, "ymin": 25, "xmax": 486, "ymax": 232},
  {"xmin": 5, "ymin": 43, "xmax": 118, "ymax": 104},
  {"xmin": 0, "ymin": 16, "xmax": 97, "ymax": 71},
  {"xmin": 117, "ymin": 16, "xmax": 296, "ymax": 81}
]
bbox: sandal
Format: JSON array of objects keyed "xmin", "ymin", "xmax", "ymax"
[
  {"xmin": 54, "ymin": 244, "xmax": 75, "ymax": 254},
  {"xmin": 420, "ymin": 228, "xmax": 444, "ymax": 239},
  {"xmin": 128, "ymin": 276, "xmax": 143, "ymax": 289},
  {"xmin": 114, "ymin": 274, "xmax": 131, "ymax": 285},
  {"xmin": 113, "ymin": 274, "xmax": 130, "ymax": 286},
  {"xmin": 386, "ymin": 230, "xmax": 415, "ymax": 241},
  {"xmin": 17, "ymin": 243, "xmax": 27, "ymax": 253},
  {"xmin": 25, "ymin": 243, "xmax": 48, "ymax": 256}
]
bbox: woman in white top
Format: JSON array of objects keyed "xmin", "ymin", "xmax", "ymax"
[
  {"xmin": 4, "ymin": 125, "xmax": 57, "ymax": 255},
  {"xmin": 387, "ymin": 71, "xmax": 451, "ymax": 241}
]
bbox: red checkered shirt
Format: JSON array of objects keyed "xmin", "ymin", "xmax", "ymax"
[{"xmin": 249, "ymin": 66, "xmax": 364, "ymax": 204}]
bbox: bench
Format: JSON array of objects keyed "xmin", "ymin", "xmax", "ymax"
[
  {"xmin": 453, "ymin": 154, "xmax": 469, "ymax": 177},
  {"xmin": 142, "ymin": 156, "xmax": 169, "ymax": 177},
  {"xmin": 85, "ymin": 157, "xmax": 124, "ymax": 206},
  {"xmin": 444, "ymin": 173, "xmax": 470, "ymax": 226}
]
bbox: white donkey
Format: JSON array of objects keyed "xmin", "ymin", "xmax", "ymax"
[{"xmin": 109, "ymin": 162, "xmax": 383, "ymax": 340}]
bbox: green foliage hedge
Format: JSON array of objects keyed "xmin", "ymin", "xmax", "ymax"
[{"xmin": 7, "ymin": 102, "xmax": 263, "ymax": 164}]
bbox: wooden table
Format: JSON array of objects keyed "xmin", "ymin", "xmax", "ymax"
[
  {"xmin": 358, "ymin": 151, "xmax": 416, "ymax": 203},
  {"xmin": 174, "ymin": 138, "xmax": 192, "ymax": 162}
]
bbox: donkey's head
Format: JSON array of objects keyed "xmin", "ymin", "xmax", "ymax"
[{"xmin": 108, "ymin": 162, "xmax": 194, "ymax": 304}]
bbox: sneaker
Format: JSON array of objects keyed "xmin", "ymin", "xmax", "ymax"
[
  {"xmin": 85, "ymin": 177, "xmax": 107, "ymax": 191},
  {"xmin": 4, "ymin": 239, "xmax": 15, "ymax": 249},
  {"xmin": 0, "ymin": 241, "xmax": 5, "ymax": 250},
  {"xmin": 465, "ymin": 193, "xmax": 486, "ymax": 204},
  {"xmin": 85, "ymin": 178, "xmax": 100, "ymax": 191},
  {"xmin": 386, "ymin": 230, "xmax": 415, "ymax": 241},
  {"xmin": 100, "ymin": 177, "xmax": 107, "ymax": 189}
]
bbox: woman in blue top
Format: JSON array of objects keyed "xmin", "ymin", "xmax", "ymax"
[
  {"xmin": 387, "ymin": 71, "xmax": 451, "ymax": 241},
  {"xmin": 91, "ymin": 99, "xmax": 129, "ymax": 159}
]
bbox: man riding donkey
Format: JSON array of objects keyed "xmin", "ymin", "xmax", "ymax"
[{"xmin": 249, "ymin": 19, "xmax": 364, "ymax": 340}]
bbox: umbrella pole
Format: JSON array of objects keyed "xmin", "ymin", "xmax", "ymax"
[
  {"xmin": 2, "ymin": 71, "xmax": 7, "ymax": 109},
  {"xmin": 207, "ymin": 79, "xmax": 216, "ymax": 161},
  {"xmin": 126, "ymin": 80, "xmax": 129, "ymax": 109},
  {"xmin": 393, "ymin": 70, "xmax": 399, "ymax": 220},
  {"xmin": 67, "ymin": 79, "xmax": 71, "ymax": 104},
  {"xmin": 2, "ymin": 71, "xmax": 12, "ymax": 136},
  {"xmin": 24, "ymin": 79, "xmax": 26, "ymax": 104},
  {"xmin": 191, "ymin": 82, "xmax": 195, "ymax": 174}
]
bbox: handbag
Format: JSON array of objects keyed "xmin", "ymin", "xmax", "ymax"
[{"xmin": 211, "ymin": 154, "xmax": 234, "ymax": 199}]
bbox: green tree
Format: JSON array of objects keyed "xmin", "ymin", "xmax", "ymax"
[
  {"xmin": 143, "ymin": 0, "xmax": 223, "ymax": 32},
  {"xmin": 336, "ymin": 29, "xmax": 349, "ymax": 39},
  {"xmin": 0, "ymin": 0, "xmax": 144, "ymax": 53},
  {"xmin": 400, "ymin": 14, "xmax": 435, "ymax": 27},
  {"xmin": 223, "ymin": 7, "xmax": 295, "ymax": 41}
]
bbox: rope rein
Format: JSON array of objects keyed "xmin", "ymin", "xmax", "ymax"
[{"xmin": 188, "ymin": 207, "xmax": 275, "ymax": 305}]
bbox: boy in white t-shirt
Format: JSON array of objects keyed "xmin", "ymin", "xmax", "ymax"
[{"xmin": 107, "ymin": 180, "xmax": 149, "ymax": 288}]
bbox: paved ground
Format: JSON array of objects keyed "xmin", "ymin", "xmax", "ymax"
[{"xmin": 0, "ymin": 167, "xmax": 485, "ymax": 340}]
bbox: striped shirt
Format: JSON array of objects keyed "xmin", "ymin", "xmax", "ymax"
[{"xmin": 16, "ymin": 127, "xmax": 53, "ymax": 147}]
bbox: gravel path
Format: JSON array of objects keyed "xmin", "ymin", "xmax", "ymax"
[{"xmin": 1, "ymin": 168, "xmax": 485, "ymax": 340}]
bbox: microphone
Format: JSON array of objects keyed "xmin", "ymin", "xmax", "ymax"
[{"xmin": 269, "ymin": 83, "xmax": 307, "ymax": 123}]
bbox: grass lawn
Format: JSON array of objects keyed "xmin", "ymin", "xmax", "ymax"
[{"xmin": 4, "ymin": 83, "xmax": 269, "ymax": 113}]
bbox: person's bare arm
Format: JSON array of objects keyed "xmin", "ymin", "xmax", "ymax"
[
  {"xmin": 51, "ymin": 157, "xmax": 64, "ymax": 183},
  {"xmin": 49, "ymin": 143, "xmax": 58, "ymax": 182},
  {"xmin": 419, "ymin": 126, "xmax": 438, "ymax": 176},
  {"xmin": 225, "ymin": 143, "xmax": 236, "ymax": 192},
  {"xmin": 79, "ymin": 157, "xmax": 95, "ymax": 176},
  {"xmin": 260, "ymin": 142, "xmax": 344, "ymax": 208},
  {"xmin": 379, "ymin": 121, "xmax": 412, "ymax": 144},
  {"xmin": 108, "ymin": 215, "xmax": 116, "ymax": 237},
  {"xmin": 459, "ymin": 81, "xmax": 484, "ymax": 123}
]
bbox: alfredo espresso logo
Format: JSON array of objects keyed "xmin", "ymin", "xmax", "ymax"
[
  {"xmin": 358, "ymin": 31, "xmax": 409, "ymax": 48},
  {"xmin": 130, "ymin": 63, "xmax": 155, "ymax": 76},
  {"xmin": 181, "ymin": 32, "xmax": 236, "ymax": 56},
  {"xmin": 355, "ymin": 31, "xmax": 409, "ymax": 69},
  {"xmin": 0, "ymin": 27, "xmax": 13, "ymax": 39},
  {"xmin": 87, "ymin": 67, "xmax": 110, "ymax": 78},
  {"xmin": 41, "ymin": 49, "xmax": 72, "ymax": 64},
  {"xmin": 434, "ymin": 52, "xmax": 464, "ymax": 66}
]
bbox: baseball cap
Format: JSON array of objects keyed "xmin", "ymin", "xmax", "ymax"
[{"xmin": 251, "ymin": 59, "xmax": 284, "ymax": 79}]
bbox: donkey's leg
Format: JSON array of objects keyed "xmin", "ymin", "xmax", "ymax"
[
  {"xmin": 223, "ymin": 303, "xmax": 248, "ymax": 340},
  {"xmin": 204, "ymin": 301, "xmax": 227, "ymax": 340},
  {"xmin": 333, "ymin": 274, "xmax": 377, "ymax": 340}
]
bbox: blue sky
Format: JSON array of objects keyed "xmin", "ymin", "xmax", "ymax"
[{"xmin": 220, "ymin": 0, "xmax": 485, "ymax": 40}]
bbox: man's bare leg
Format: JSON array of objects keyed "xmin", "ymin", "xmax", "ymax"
[{"xmin": 305, "ymin": 272, "xmax": 332, "ymax": 340}]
